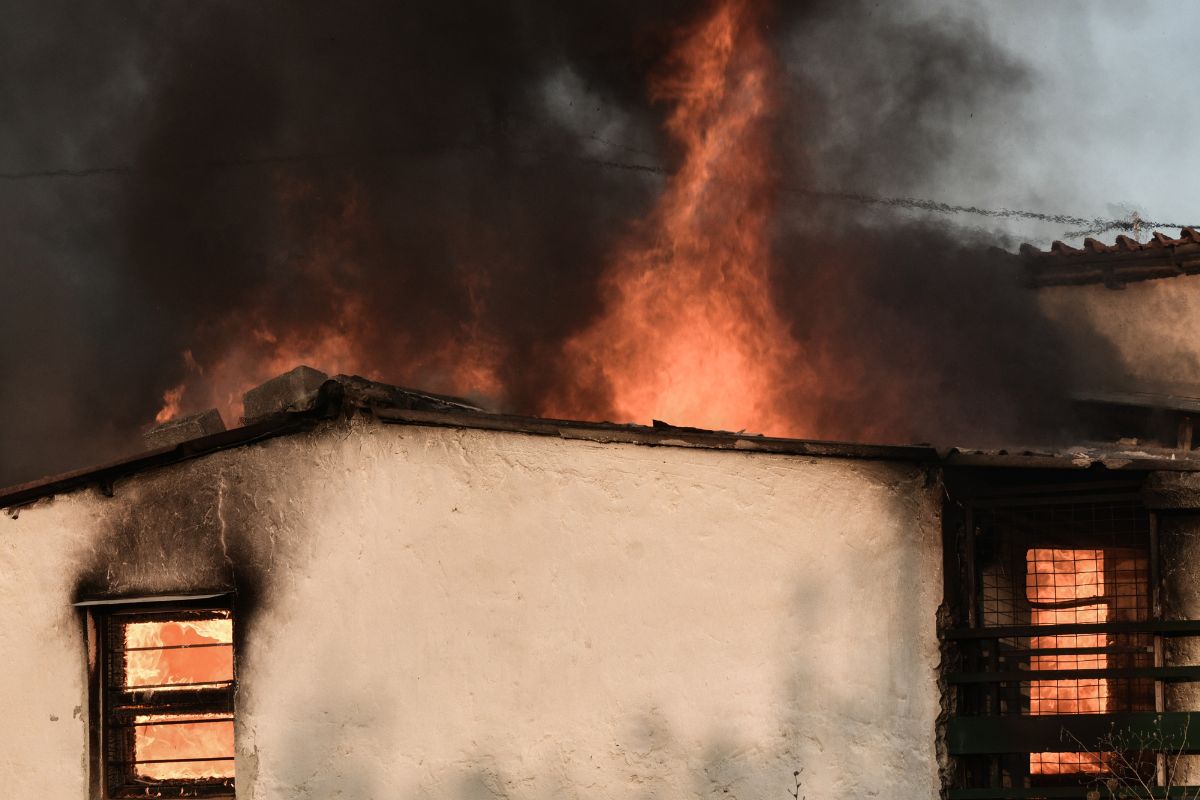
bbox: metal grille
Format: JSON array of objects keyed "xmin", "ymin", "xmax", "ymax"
[
  {"xmin": 963, "ymin": 498, "xmax": 1155, "ymax": 785},
  {"xmin": 1025, "ymin": 547, "xmax": 1152, "ymax": 715}
]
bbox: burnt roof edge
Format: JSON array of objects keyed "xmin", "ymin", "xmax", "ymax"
[
  {"xmin": 368, "ymin": 406, "xmax": 939, "ymax": 460},
  {"xmin": 0, "ymin": 380, "xmax": 346, "ymax": 511},
  {"xmin": 5, "ymin": 379, "xmax": 1200, "ymax": 511},
  {"xmin": 0, "ymin": 413, "xmax": 323, "ymax": 511}
]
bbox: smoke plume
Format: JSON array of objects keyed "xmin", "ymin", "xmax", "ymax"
[{"xmin": 0, "ymin": 0, "xmax": 1126, "ymax": 487}]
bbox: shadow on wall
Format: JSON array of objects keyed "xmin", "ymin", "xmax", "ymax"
[
  {"xmin": 266, "ymin": 680, "xmax": 401, "ymax": 798},
  {"xmin": 774, "ymin": 480, "xmax": 940, "ymax": 800},
  {"xmin": 261, "ymin": 673, "xmax": 816, "ymax": 799},
  {"xmin": 254, "ymin": 534, "xmax": 936, "ymax": 799}
]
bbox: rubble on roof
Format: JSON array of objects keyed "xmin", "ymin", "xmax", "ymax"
[
  {"xmin": 143, "ymin": 409, "xmax": 226, "ymax": 451},
  {"xmin": 1020, "ymin": 227, "xmax": 1200, "ymax": 288},
  {"xmin": 239, "ymin": 367, "xmax": 484, "ymax": 425},
  {"xmin": 941, "ymin": 442, "xmax": 1190, "ymax": 470},
  {"xmin": 242, "ymin": 365, "xmax": 330, "ymax": 423}
]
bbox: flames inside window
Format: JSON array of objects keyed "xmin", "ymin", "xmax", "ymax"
[
  {"xmin": 971, "ymin": 499, "xmax": 1154, "ymax": 786},
  {"xmin": 1025, "ymin": 548, "xmax": 1148, "ymax": 774},
  {"xmin": 100, "ymin": 605, "xmax": 235, "ymax": 795}
]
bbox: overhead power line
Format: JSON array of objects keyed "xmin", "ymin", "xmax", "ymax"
[
  {"xmin": 805, "ymin": 191, "xmax": 1197, "ymax": 239},
  {"xmin": 1, "ymin": 143, "xmax": 1194, "ymax": 240},
  {"xmin": 0, "ymin": 147, "xmax": 471, "ymax": 180}
]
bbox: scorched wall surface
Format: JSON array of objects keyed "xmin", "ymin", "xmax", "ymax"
[{"xmin": 0, "ymin": 417, "xmax": 943, "ymax": 799}]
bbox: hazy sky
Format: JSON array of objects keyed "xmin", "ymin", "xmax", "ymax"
[{"xmin": 888, "ymin": 0, "xmax": 1197, "ymax": 247}]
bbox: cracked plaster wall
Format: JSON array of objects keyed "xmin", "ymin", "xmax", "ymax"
[{"xmin": 0, "ymin": 418, "xmax": 943, "ymax": 799}]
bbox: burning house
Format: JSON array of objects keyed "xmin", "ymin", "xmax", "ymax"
[
  {"xmin": 6, "ymin": 302, "xmax": 1200, "ymax": 799},
  {"xmin": 8, "ymin": 1, "xmax": 1200, "ymax": 799}
]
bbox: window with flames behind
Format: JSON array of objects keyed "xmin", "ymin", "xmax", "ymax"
[{"xmin": 92, "ymin": 602, "xmax": 235, "ymax": 797}]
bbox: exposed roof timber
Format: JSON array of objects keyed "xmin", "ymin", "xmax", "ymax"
[{"xmin": 1021, "ymin": 228, "xmax": 1200, "ymax": 288}]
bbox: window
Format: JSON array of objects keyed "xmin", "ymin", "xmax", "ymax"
[
  {"xmin": 941, "ymin": 478, "xmax": 1182, "ymax": 799},
  {"xmin": 1020, "ymin": 545, "xmax": 1152, "ymax": 775},
  {"xmin": 80, "ymin": 595, "xmax": 236, "ymax": 798}
]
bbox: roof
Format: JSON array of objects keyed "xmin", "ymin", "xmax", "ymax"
[
  {"xmin": 1020, "ymin": 228, "xmax": 1200, "ymax": 288},
  {"xmin": 3, "ymin": 374, "xmax": 1200, "ymax": 511},
  {"xmin": 1073, "ymin": 388, "xmax": 1200, "ymax": 416}
]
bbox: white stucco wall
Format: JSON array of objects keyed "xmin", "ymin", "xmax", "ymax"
[{"xmin": 0, "ymin": 418, "xmax": 944, "ymax": 799}]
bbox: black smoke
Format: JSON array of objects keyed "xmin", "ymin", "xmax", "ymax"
[{"xmin": 0, "ymin": 0, "xmax": 1124, "ymax": 487}]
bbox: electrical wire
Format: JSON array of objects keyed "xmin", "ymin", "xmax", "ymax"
[
  {"xmin": 798, "ymin": 191, "xmax": 1197, "ymax": 239},
  {"xmin": 1, "ymin": 142, "xmax": 1193, "ymax": 241}
]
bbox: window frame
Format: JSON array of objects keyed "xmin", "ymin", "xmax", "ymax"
[{"xmin": 80, "ymin": 594, "xmax": 236, "ymax": 799}]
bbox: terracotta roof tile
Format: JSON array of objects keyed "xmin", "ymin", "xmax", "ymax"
[{"xmin": 1021, "ymin": 228, "xmax": 1200, "ymax": 288}]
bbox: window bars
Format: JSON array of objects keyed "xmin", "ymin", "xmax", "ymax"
[
  {"xmin": 943, "ymin": 489, "xmax": 1200, "ymax": 799},
  {"xmin": 81, "ymin": 596, "xmax": 236, "ymax": 798}
]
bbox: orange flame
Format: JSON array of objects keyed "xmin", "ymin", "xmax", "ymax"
[
  {"xmin": 151, "ymin": 0, "xmax": 827, "ymax": 436},
  {"xmin": 1027, "ymin": 548, "xmax": 1107, "ymax": 775},
  {"xmin": 124, "ymin": 618, "xmax": 233, "ymax": 688},
  {"xmin": 123, "ymin": 618, "xmax": 235, "ymax": 780},
  {"xmin": 154, "ymin": 384, "xmax": 186, "ymax": 424},
  {"xmin": 546, "ymin": 0, "xmax": 814, "ymax": 434},
  {"xmin": 151, "ymin": 0, "xmax": 819, "ymax": 435},
  {"xmin": 155, "ymin": 180, "xmax": 504, "ymax": 425},
  {"xmin": 133, "ymin": 714, "xmax": 234, "ymax": 780}
]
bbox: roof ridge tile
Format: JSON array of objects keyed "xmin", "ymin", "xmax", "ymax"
[{"xmin": 1049, "ymin": 240, "xmax": 1081, "ymax": 256}]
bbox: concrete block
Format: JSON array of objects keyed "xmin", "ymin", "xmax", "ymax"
[
  {"xmin": 143, "ymin": 409, "xmax": 226, "ymax": 450},
  {"xmin": 242, "ymin": 365, "xmax": 329, "ymax": 423}
]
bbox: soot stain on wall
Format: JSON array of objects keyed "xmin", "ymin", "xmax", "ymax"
[{"xmin": 68, "ymin": 440, "xmax": 310, "ymax": 649}]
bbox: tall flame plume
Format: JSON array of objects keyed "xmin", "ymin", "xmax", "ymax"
[
  {"xmin": 548, "ymin": 0, "xmax": 813, "ymax": 435},
  {"xmin": 153, "ymin": 0, "xmax": 816, "ymax": 436}
]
